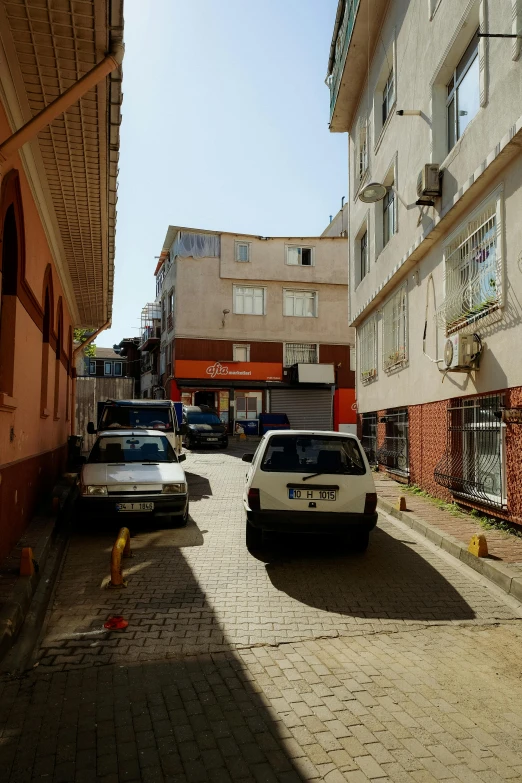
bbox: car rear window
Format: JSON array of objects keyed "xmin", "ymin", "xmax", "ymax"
[
  {"xmin": 88, "ymin": 435, "xmax": 177, "ymax": 463},
  {"xmin": 260, "ymin": 435, "xmax": 366, "ymax": 475},
  {"xmin": 187, "ymin": 412, "xmax": 222, "ymax": 425}
]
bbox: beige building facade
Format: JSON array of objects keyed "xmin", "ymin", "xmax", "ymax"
[{"xmin": 328, "ymin": 0, "xmax": 522, "ymax": 522}]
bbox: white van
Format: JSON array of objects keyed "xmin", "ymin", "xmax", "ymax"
[
  {"xmin": 242, "ymin": 430, "xmax": 377, "ymax": 552},
  {"xmin": 88, "ymin": 399, "xmax": 184, "ymax": 455}
]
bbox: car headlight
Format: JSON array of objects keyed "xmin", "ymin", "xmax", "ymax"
[
  {"xmin": 84, "ymin": 485, "xmax": 108, "ymax": 496},
  {"xmin": 162, "ymin": 483, "xmax": 187, "ymax": 494}
]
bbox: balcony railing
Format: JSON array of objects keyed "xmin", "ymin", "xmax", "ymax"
[{"xmin": 329, "ymin": 0, "xmax": 359, "ymax": 122}]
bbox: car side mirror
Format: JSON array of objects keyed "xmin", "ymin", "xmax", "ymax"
[
  {"xmin": 178, "ymin": 453, "xmax": 186, "ymax": 462},
  {"xmin": 87, "ymin": 422, "xmax": 96, "ymax": 435},
  {"xmin": 242, "ymin": 454, "xmax": 254, "ymax": 463}
]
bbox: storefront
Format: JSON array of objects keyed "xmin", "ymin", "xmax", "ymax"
[{"xmin": 174, "ymin": 360, "xmax": 283, "ymax": 434}]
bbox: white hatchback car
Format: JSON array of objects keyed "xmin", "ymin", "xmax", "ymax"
[
  {"xmin": 79, "ymin": 430, "xmax": 189, "ymax": 527},
  {"xmin": 242, "ymin": 430, "xmax": 377, "ymax": 551}
]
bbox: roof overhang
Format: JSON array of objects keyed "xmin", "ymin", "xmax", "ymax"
[{"xmin": 0, "ymin": 0, "xmax": 124, "ymax": 327}]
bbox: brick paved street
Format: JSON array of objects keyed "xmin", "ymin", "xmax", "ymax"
[{"xmin": 2, "ymin": 444, "xmax": 522, "ymax": 782}]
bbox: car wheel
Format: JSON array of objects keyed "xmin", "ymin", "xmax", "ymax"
[
  {"xmin": 246, "ymin": 520, "xmax": 263, "ymax": 551},
  {"xmin": 351, "ymin": 530, "xmax": 370, "ymax": 553}
]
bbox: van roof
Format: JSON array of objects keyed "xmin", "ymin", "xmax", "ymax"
[{"xmin": 103, "ymin": 399, "xmax": 173, "ymax": 408}]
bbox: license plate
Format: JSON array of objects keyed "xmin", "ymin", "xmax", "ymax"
[
  {"xmin": 206, "ymin": 437, "xmax": 218, "ymax": 441},
  {"xmin": 288, "ymin": 489, "xmax": 336, "ymax": 501},
  {"xmin": 116, "ymin": 502, "xmax": 154, "ymax": 512}
]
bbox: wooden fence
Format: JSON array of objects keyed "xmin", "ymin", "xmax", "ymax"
[{"xmin": 76, "ymin": 377, "xmax": 135, "ymax": 453}]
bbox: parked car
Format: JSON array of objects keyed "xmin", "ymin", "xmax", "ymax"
[
  {"xmin": 183, "ymin": 405, "xmax": 228, "ymax": 449},
  {"xmin": 242, "ymin": 430, "xmax": 377, "ymax": 551},
  {"xmin": 79, "ymin": 430, "xmax": 189, "ymax": 527}
]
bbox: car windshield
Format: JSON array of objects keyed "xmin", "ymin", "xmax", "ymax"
[
  {"xmin": 88, "ymin": 435, "xmax": 177, "ymax": 463},
  {"xmin": 260, "ymin": 435, "xmax": 366, "ymax": 475},
  {"xmin": 99, "ymin": 406, "xmax": 173, "ymax": 431},
  {"xmin": 187, "ymin": 412, "xmax": 221, "ymax": 425}
]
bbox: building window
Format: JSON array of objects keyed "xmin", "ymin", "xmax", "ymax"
[
  {"xmin": 360, "ymin": 230, "xmax": 369, "ymax": 281},
  {"xmin": 435, "ymin": 394, "xmax": 505, "ymax": 508},
  {"xmin": 359, "ymin": 315, "xmax": 377, "ymax": 383},
  {"xmin": 447, "ymin": 29, "xmax": 479, "ymax": 151},
  {"xmin": 104, "ymin": 362, "xmax": 112, "ymax": 376},
  {"xmin": 382, "ymin": 67, "xmax": 395, "ymax": 126},
  {"xmin": 356, "ymin": 116, "xmax": 369, "ymax": 187},
  {"xmin": 377, "ymin": 408, "xmax": 409, "ymax": 476},
  {"xmin": 89, "ymin": 360, "xmax": 96, "ymax": 375},
  {"xmin": 361, "ymin": 413, "xmax": 377, "ymax": 465},
  {"xmin": 235, "ymin": 242, "xmax": 250, "ymax": 262},
  {"xmin": 382, "ymin": 285, "xmax": 407, "ymax": 371},
  {"xmin": 441, "ymin": 190, "xmax": 501, "ymax": 333},
  {"xmin": 161, "ymin": 295, "xmax": 166, "ymax": 333},
  {"xmin": 114, "ymin": 362, "xmax": 123, "ymax": 377},
  {"xmin": 429, "ymin": 0, "xmax": 442, "ymax": 19},
  {"xmin": 233, "ymin": 286, "xmax": 266, "ymax": 315},
  {"xmin": 382, "ymin": 185, "xmax": 396, "ymax": 247},
  {"xmin": 284, "ymin": 289, "xmax": 317, "ymax": 317},
  {"xmin": 236, "ymin": 391, "xmax": 261, "ymax": 420},
  {"xmin": 284, "ymin": 343, "xmax": 318, "ymax": 367},
  {"xmin": 286, "ymin": 246, "xmax": 314, "ymax": 266},
  {"xmin": 233, "ymin": 344, "xmax": 250, "ymax": 362}
]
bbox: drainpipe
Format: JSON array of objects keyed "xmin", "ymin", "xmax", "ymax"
[
  {"xmin": 71, "ymin": 319, "xmax": 111, "ymax": 435},
  {"xmin": 0, "ymin": 43, "xmax": 124, "ymax": 171}
]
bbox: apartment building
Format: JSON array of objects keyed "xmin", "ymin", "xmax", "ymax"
[
  {"xmin": 154, "ymin": 226, "xmax": 355, "ymax": 433},
  {"xmin": 327, "ymin": 0, "xmax": 522, "ymax": 523},
  {"xmin": 138, "ymin": 302, "xmax": 161, "ymax": 398}
]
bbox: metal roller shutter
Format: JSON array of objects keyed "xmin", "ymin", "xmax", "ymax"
[{"xmin": 270, "ymin": 389, "xmax": 333, "ymax": 431}]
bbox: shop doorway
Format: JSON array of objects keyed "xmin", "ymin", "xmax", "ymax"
[{"xmin": 194, "ymin": 390, "xmax": 217, "ymax": 409}]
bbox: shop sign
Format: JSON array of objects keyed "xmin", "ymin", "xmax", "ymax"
[{"xmin": 175, "ymin": 360, "xmax": 283, "ymax": 382}]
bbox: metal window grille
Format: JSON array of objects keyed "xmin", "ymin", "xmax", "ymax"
[
  {"xmin": 383, "ymin": 186, "xmax": 395, "ymax": 247},
  {"xmin": 382, "ymin": 67, "xmax": 395, "ymax": 125},
  {"xmin": 434, "ymin": 394, "xmax": 505, "ymax": 508},
  {"xmin": 359, "ymin": 316, "xmax": 377, "ymax": 383},
  {"xmin": 284, "ymin": 343, "xmax": 318, "ymax": 367},
  {"xmin": 360, "ymin": 230, "xmax": 369, "ymax": 281},
  {"xmin": 377, "ymin": 408, "xmax": 409, "ymax": 476},
  {"xmin": 437, "ymin": 198, "xmax": 501, "ymax": 332},
  {"xmin": 382, "ymin": 285, "xmax": 407, "ymax": 371},
  {"xmin": 361, "ymin": 413, "xmax": 377, "ymax": 465}
]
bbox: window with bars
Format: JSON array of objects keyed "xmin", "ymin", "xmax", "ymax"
[
  {"xmin": 441, "ymin": 193, "xmax": 501, "ymax": 333},
  {"xmin": 361, "ymin": 413, "xmax": 377, "ymax": 465},
  {"xmin": 358, "ymin": 316, "xmax": 377, "ymax": 383},
  {"xmin": 233, "ymin": 286, "xmax": 266, "ymax": 315},
  {"xmin": 434, "ymin": 394, "xmax": 505, "ymax": 508},
  {"xmin": 284, "ymin": 343, "xmax": 318, "ymax": 367},
  {"xmin": 382, "ymin": 285, "xmax": 407, "ymax": 371},
  {"xmin": 377, "ymin": 408, "xmax": 409, "ymax": 476},
  {"xmin": 284, "ymin": 289, "xmax": 317, "ymax": 317},
  {"xmin": 382, "ymin": 67, "xmax": 395, "ymax": 126}
]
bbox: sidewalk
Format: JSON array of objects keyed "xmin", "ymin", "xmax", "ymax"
[{"xmin": 375, "ymin": 472, "xmax": 522, "ymax": 601}]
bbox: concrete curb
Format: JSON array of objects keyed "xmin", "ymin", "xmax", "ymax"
[
  {"xmin": 0, "ymin": 477, "xmax": 77, "ymax": 662},
  {"xmin": 377, "ymin": 497, "xmax": 522, "ymax": 603}
]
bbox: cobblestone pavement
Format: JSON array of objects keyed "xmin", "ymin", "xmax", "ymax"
[{"xmin": 2, "ymin": 444, "xmax": 522, "ymax": 782}]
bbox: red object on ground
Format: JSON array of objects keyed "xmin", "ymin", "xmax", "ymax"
[{"xmin": 104, "ymin": 615, "xmax": 128, "ymax": 630}]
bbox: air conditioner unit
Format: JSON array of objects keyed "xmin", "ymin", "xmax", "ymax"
[
  {"xmin": 417, "ymin": 164, "xmax": 442, "ymax": 199},
  {"xmin": 444, "ymin": 334, "xmax": 481, "ymax": 370}
]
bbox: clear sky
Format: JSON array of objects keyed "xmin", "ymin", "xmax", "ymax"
[{"xmin": 103, "ymin": 0, "xmax": 347, "ymax": 347}]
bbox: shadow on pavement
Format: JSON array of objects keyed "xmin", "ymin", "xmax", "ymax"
[
  {"xmin": 185, "ymin": 470, "xmax": 212, "ymax": 501},
  {"xmin": 0, "ymin": 541, "xmax": 306, "ymax": 782},
  {"xmin": 263, "ymin": 526, "xmax": 476, "ymax": 622}
]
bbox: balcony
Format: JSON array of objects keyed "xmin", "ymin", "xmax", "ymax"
[{"xmin": 327, "ymin": 0, "xmax": 388, "ymax": 132}]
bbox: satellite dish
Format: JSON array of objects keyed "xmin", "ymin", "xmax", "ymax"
[{"xmin": 359, "ymin": 183, "xmax": 388, "ymax": 203}]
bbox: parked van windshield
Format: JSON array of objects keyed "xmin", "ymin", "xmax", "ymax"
[
  {"xmin": 261, "ymin": 435, "xmax": 366, "ymax": 474},
  {"xmin": 187, "ymin": 412, "xmax": 222, "ymax": 425},
  {"xmin": 89, "ymin": 434, "xmax": 177, "ymax": 463},
  {"xmin": 99, "ymin": 407, "xmax": 173, "ymax": 431}
]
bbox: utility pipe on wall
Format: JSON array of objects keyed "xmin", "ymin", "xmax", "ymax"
[{"xmin": 0, "ymin": 44, "xmax": 124, "ymax": 170}]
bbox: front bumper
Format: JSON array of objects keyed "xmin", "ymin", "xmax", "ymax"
[
  {"xmin": 79, "ymin": 493, "xmax": 188, "ymax": 519},
  {"xmin": 246, "ymin": 509, "xmax": 378, "ymax": 534}
]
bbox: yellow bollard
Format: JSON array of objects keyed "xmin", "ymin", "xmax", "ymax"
[
  {"xmin": 468, "ymin": 534, "xmax": 488, "ymax": 557},
  {"xmin": 20, "ymin": 547, "xmax": 35, "ymax": 576},
  {"xmin": 394, "ymin": 496, "xmax": 407, "ymax": 511},
  {"xmin": 108, "ymin": 527, "xmax": 131, "ymax": 588}
]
